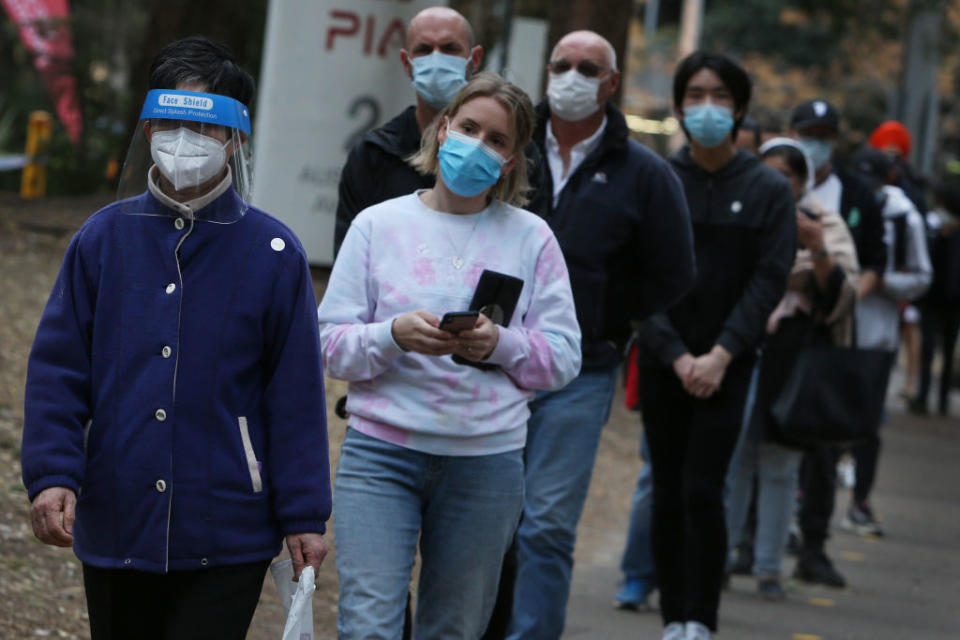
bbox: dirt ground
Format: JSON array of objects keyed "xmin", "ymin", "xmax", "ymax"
[{"xmin": 0, "ymin": 193, "xmax": 644, "ymax": 638}]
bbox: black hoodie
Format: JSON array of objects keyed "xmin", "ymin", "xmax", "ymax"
[
  {"xmin": 333, "ymin": 106, "xmax": 549, "ymax": 256},
  {"xmin": 640, "ymin": 147, "xmax": 796, "ymax": 369}
]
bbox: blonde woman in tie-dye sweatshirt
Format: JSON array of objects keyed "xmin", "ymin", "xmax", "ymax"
[{"xmin": 317, "ymin": 73, "xmax": 581, "ymax": 638}]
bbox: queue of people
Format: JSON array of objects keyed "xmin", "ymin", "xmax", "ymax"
[{"xmin": 18, "ymin": 5, "xmax": 947, "ymax": 640}]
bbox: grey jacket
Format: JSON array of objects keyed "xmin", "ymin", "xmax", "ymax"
[{"xmin": 855, "ymin": 185, "xmax": 932, "ymax": 351}]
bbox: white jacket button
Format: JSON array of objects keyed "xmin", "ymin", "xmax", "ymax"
[
  {"xmin": 155, "ymin": 408, "xmax": 167, "ymax": 422},
  {"xmin": 165, "ymin": 283, "xmax": 176, "ymax": 294},
  {"xmin": 174, "ymin": 217, "xmax": 185, "ymax": 230},
  {"xmin": 155, "ymin": 479, "xmax": 167, "ymax": 493}
]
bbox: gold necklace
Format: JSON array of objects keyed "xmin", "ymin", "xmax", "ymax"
[{"xmin": 440, "ymin": 212, "xmax": 483, "ymax": 270}]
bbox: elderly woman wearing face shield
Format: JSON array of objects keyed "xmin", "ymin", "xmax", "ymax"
[
  {"xmin": 21, "ymin": 37, "xmax": 331, "ymax": 639},
  {"xmin": 724, "ymin": 138, "xmax": 859, "ymax": 601},
  {"xmin": 317, "ymin": 72, "xmax": 581, "ymax": 639}
]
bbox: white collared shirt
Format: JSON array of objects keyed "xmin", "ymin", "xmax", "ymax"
[
  {"xmin": 545, "ymin": 116, "xmax": 607, "ymax": 207},
  {"xmin": 147, "ymin": 164, "xmax": 233, "ymax": 218},
  {"xmin": 809, "ymin": 172, "xmax": 843, "ymax": 215}
]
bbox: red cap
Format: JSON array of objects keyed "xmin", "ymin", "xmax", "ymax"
[{"xmin": 868, "ymin": 121, "xmax": 912, "ymax": 158}]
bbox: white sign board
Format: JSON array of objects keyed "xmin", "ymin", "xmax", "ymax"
[
  {"xmin": 252, "ymin": 0, "xmax": 441, "ymax": 265},
  {"xmin": 490, "ymin": 17, "xmax": 549, "ymax": 105}
]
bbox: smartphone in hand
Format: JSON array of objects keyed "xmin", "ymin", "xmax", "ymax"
[{"xmin": 439, "ymin": 311, "xmax": 479, "ymax": 334}]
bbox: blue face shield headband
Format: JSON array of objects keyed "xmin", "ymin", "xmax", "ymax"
[
  {"xmin": 438, "ymin": 128, "xmax": 510, "ymax": 198},
  {"xmin": 140, "ymin": 89, "xmax": 251, "ymax": 133}
]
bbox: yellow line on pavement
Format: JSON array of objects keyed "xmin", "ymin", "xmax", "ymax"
[
  {"xmin": 792, "ymin": 634, "xmax": 823, "ymax": 640},
  {"xmin": 841, "ymin": 551, "xmax": 866, "ymax": 561},
  {"xmin": 808, "ymin": 597, "xmax": 836, "ymax": 607}
]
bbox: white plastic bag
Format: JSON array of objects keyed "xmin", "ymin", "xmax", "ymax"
[{"xmin": 271, "ymin": 558, "xmax": 315, "ymax": 640}]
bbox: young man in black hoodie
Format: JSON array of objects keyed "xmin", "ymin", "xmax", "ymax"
[{"xmin": 639, "ymin": 52, "xmax": 795, "ymax": 640}]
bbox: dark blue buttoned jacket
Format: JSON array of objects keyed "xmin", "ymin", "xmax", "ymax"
[{"xmin": 22, "ymin": 188, "xmax": 331, "ymax": 573}]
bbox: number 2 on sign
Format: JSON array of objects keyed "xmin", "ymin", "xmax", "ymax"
[{"xmin": 344, "ymin": 96, "xmax": 381, "ymax": 152}]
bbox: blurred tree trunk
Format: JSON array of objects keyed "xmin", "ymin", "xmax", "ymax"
[
  {"xmin": 897, "ymin": 0, "xmax": 944, "ymax": 176},
  {"xmin": 545, "ymin": 0, "xmax": 634, "ymax": 104}
]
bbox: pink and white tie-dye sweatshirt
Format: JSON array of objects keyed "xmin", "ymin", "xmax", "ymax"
[{"xmin": 318, "ymin": 191, "xmax": 582, "ymax": 456}]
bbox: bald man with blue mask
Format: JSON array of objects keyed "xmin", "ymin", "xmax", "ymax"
[
  {"xmin": 401, "ymin": 7, "xmax": 482, "ymax": 116},
  {"xmin": 333, "ymin": 6, "xmax": 549, "ymax": 256}
]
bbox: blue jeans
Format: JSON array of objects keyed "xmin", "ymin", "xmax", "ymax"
[
  {"xmin": 334, "ymin": 429, "xmax": 524, "ymax": 640},
  {"xmin": 506, "ymin": 367, "xmax": 619, "ymax": 640},
  {"xmin": 725, "ymin": 368, "xmax": 802, "ymax": 578},
  {"xmin": 724, "ymin": 365, "xmax": 760, "ymax": 506},
  {"xmin": 620, "ymin": 435, "xmax": 655, "ymax": 584}
]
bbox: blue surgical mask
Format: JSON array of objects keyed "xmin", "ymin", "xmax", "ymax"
[
  {"xmin": 683, "ymin": 102, "xmax": 735, "ymax": 148},
  {"xmin": 797, "ymin": 137, "xmax": 834, "ymax": 171},
  {"xmin": 411, "ymin": 51, "xmax": 469, "ymax": 109},
  {"xmin": 438, "ymin": 127, "xmax": 508, "ymax": 198}
]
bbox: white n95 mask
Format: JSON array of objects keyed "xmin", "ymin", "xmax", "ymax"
[
  {"xmin": 547, "ymin": 70, "xmax": 601, "ymax": 122},
  {"xmin": 150, "ymin": 126, "xmax": 229, "ymax": 192}
]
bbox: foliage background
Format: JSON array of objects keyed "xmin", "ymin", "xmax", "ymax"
[{"xmin": 2, "ymin": 0, "xmax": 960, "ymax": 194}]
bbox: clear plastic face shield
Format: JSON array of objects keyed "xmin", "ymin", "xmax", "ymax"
[{"xmin": 117, "ymin": 89, "xmax": 252, "ymax": 223}]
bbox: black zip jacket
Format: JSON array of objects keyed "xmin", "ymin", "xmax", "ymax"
[
  {"xmin": 834, "ymin": 164, "xmax": 887, "ymax": 275},
  {"xmin": 333, "ymin": 105, "xmax": 550, "ymax": 256},
  {"xmin": 534, "ymin": 102, "xmax": 696, "ymax": 370},
  {"xmin": 640, "ymin": 147, "xmax": 796, "ymax": 369}
]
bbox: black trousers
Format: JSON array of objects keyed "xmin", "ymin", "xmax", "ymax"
[
  {"xmin": 798, "ymin": 445, "xmax": 840, "ymax": 551},
  {"xmin": 918, "ymin": 306, "xmax": 960, "ymax": 414},
  {"xmin": 851, "ymin": 434, "xmax": 881, "ymax": 505},
  {"xmin": 83, "ymin": 560, "xmax": 270, "ymax": 640},
  {"xmin": 850, "ymin": 353, "xmax": 894, "ymax": 506},
  {"xmin": 640, "ymin": 364, "xmax": 751, "ymax": 632}
]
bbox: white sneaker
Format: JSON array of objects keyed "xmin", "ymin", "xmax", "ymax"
[
  {"xmin": 836, "ymin": 457, "xmax": 856, "ymax": 489},
  {"xmin": 685, "ymin": 621, "xmax": 712, "ymax": 640},
  {"xmin": 661, "ymin": 622, "xmax": 685, "ymax": 640}
]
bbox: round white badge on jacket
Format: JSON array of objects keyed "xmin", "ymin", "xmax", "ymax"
[{"xmin": 271, "ymin": 238, "xmax": 285, "ymax": 252}]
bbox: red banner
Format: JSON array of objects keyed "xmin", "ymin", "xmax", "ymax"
[{"xmin": 2, "ymin": 0, "xmax": 83, "ymax": 145}]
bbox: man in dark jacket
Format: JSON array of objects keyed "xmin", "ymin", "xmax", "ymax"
[
  {"xmin": 638, "ymin": 52, "xmax": 795, "ymax": 640},
  {"xmin": 334, "ymin": 6, "xmax": 546, "ymax": 256},
  {"xmin": 493, "ymin": 30, "xmax": 696, "ymax": 640},
  {"xmin": 788, "ymin": 99, "xmax": 888, "ymax": 587}
]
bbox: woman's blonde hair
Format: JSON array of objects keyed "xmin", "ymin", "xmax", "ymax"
[{"xmin": 409, "ymin": 71, "xmax": 536, "ymax": 207}]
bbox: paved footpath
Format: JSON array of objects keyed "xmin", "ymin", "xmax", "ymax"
[{"xmin": 564, "ymin": 403, "xmax": 960, "ymax": 640}]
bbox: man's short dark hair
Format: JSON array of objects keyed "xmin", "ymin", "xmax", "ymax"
[
  {"xmin": 149, "ymin": 36, "xmax": 254, "ymax": 105},
  {"xmin": 672, "ymin": 51, "xmax": 752, "ymax": 117}
]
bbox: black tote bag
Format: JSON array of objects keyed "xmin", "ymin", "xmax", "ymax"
[{"xmin": 770, "ymin": 343, "xmax": 894, "ymax": 447}]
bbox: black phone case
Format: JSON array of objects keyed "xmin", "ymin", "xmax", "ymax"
[
  {"xmin": 453, "ymin": 270, "xmax": 524, "ymax": 370},
  {"xmin": 440, "ymin": 311, "xmax": 480, "ymax": 333}
]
